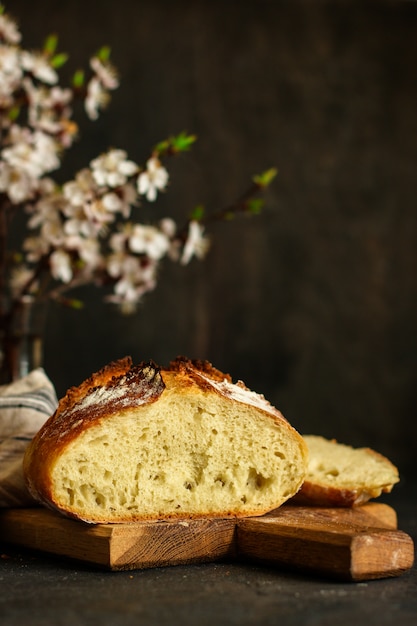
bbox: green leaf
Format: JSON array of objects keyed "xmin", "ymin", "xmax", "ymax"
[
  {"xmin": 68, "ymin": 299, "xmax": 84, "ymax": 310},
  {"xmin": 190, "ymin": 204, "xmax": 205, "ymax": 221},
  {"xmin": 50, "ymin": 52, "xmax": 69, "ymax": 69},
  {"xmin": 12, "ymin": 251, "xmax": 24, "ymax": 263},
  {"xmin": 0, "ymin": 5, "xmax": 5, "ymax": 15},
  {"xmin": 171, "ymin": 132, "xmax": 197, "ymax": 152},
  {"xmin": 154, "ymin": 139, "xmax": 170, "ymax": 156},
  {"xmin": 8, "ymin": 105, "xmax": 20, "ymax": 121},
  {"xmin": 72, "ymin": 69, "xmax": 85, "ymax": 88},
  {"xmin": 154, "ymin": 132, "xmax": 197, "ymax": 157},
  {"xmin": 96, "ymin": 45, "xmax": 111, "ymax": 62},
  {"xmin": 43, "ymin": 33, "xmax": 58, "ymax": 56},
  {"xmin": 246, "ymin": 198, "xmax": 264, "ymax": 215},
  {"xmin": 253, "ymin": 167, "xmax": 278, "ymax": 188}
]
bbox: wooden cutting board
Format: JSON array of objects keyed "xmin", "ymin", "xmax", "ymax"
[{"xmin": 0, "ymin": 502, "xmax": 414, "ymax": 581}]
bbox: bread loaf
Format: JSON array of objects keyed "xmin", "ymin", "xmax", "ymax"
[
  {"xmin": 23, "ymin": 356, "xmax": 308, "ymax": 523},
  {"xmin": 292, "ymin": 435, "xmax": 399, "ymax": 506}
]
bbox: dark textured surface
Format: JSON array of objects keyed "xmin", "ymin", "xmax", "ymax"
[
  {"xmin": 1, "ymin": 490, "xmax": 416, "ymax": 626},
  {"xmin": 6, "ymin": 1, "xmax": 417, "ymax": 481}
]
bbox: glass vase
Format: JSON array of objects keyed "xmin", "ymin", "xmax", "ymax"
[{"xmin": 0, "ymin": 297, "xmax": 47, "ymax": 384}]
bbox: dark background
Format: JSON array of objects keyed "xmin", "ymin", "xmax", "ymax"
[{"xmin": 8, "ymin": 0, "xmax": 417, "ymax": 483}]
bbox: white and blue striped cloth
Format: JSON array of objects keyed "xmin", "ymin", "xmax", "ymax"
[{"xmin": 0, "ymin": 369, "xmax": 58, "ymax": 507}]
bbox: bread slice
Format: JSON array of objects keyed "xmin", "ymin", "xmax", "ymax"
[
  {"xmin": 23, "ymin": 357, "xmax": 308, "ymax": 523},
  {"xmin": 292, "ymin": 435, "xmax": 400, "ymax": 507}
]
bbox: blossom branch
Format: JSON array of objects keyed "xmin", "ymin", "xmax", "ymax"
[{"xmin": 0, "ymin": 5, "xmax": 275, "ymax": 322}]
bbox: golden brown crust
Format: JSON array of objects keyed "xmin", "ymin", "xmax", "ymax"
[
  {"xmin": 164, "ymin": 356, "xmax": 285, "ymax": 425},
  {"xmin": 40, "ymin": 359, "xmax": 164, "ymax": 443},
  {"xmin": 290, "ymin": 481, "xmax": 390, "ymax": 507},
  {"xmin": 23, "ymin": 359, "xmax": 165, "ymax": 509},
  {"xmin": 167, "ymin": 356, "xmax": 233, "ymax": 383},
  {"xmin": 54, "ymin": 356, "xmax": 133, "ymax": 419},
  {"xmin": 24, "ymin": 355, "xmax": 308, "ymax": 522}
]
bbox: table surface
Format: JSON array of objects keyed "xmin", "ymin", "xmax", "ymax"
[{"xmin": 1, "ymin": 486, "xmax": 416, "ymax": 626}]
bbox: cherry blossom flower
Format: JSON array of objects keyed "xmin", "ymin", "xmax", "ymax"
[
  {"xmin": 63, "ymin": 209, "xmax": 95, "ymax": 239},
  {"xmin": 2, "ymin": 128, "xmax": 60, "ymax": 178},
  {"xmin": 0, "ymin": 45, "xmax": 22, "ymax": 103},
  {"xmin": 63, "ymin": 169, "xmax": 96, "ymax": 208},
  {"xmin": 0, "ymin": 13, "xmax": 22, "ymax": 44},
  {"xmin": 50, "ymin": 249, "xmax": 73, "ymax": 283},
  {"xmin": 181, "ymin": 221, "xmax": 210, "ymax": 265},
  {"xmin": 91, "ymin": 149, "xmax": 139, "ymax": 188},
  {"xmin": 22, "ymin": 235, "xmax": 51, "ymax": 262},
  {"xmin": 76, "ymin": 237, "xmax": 101, "ymax": 269},
  {"xmin": 20, "ymin": 50, "xmax": 58, "ymax": 84},
  {"xmin": 128, "ymin": 224, "xmax": 170, "ymax": 260},
  {"xmin": 0, "ymin": 162, "xmax": 37, "ymax": 202},
  {"xmin": 85, "ymin": 196, "xmax": 120, "ymax": 227},
  {"xmin": 159, "ymin": 217, "xmax": 177, "ymax": 239},
  {"xmin": 23, "ymin": 79, "xmax": 75, "ymax": 143},
  {"xmin": 61, "ymin": 234, "xmax": 101, "ymax": 272},
  {"xmin": 137, "ymin": 156, "xmax": 169, "ymax": 201},
  {"xmin": 106, "ymin": 254, "xmax": 158, "ymax": 312},
  {"xmin": 90, "ymin": 56, "xmax": 119, "ymax": 90},
  {"xmin": 85, "ymin": 76, "xmax": 109, "ymax": 120}
]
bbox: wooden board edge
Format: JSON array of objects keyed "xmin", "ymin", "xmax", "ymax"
[
  {"xmin": 0, "ymin": 507, "xmax": 237, "ymax": 571},
  {"xmin": 0, "ymin": 507, "xmax": 114, "ymax": 567},
  {"xmin": 236, "ymin": 512, "xmax": 415, "ymax": 581}
]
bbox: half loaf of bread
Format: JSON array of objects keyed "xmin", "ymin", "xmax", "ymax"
[
  {"xmin": 292, "ymin": 435, "xmax": 399, "ymax": 507},
  {"xmin": 23, "ymin": 357, "xmax": 308, "ymax": 523}
]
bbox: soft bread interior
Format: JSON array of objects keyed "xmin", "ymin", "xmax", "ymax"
[
  {"xmin": 303, "ymin": 435, "xmax": 399, "ymax": 490},
  {"xmin": 51, "ymin": 386, "xmax": 306, "ymax": 522}
]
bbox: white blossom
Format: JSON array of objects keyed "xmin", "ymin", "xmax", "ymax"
[
  {"xmin": 2, "ymin": 128, "xmax": 60, "ymax": 178},
  {"xmin": 159, "ymin": 217, "xmax": 176, "ymax": 239},
  {"xmin": 32, "ymin": 131, "xmax": 61, "ymax": 172},
  {"xmin": 41, "ymin": 217, "xmax": 65, "ymax": 247},
  {"xmin": 26, "ymin": 195, "xmax": 62, "ymax": 230},
  {"xmin": 22, "ymin": 235, "xmax": 50, "ymax": 262},
  {"xmin": 0, "ymin": 162, "xmax": 37, "ymax": 202},
  {"xmin": 63, "ymin": 211, "xmax": 95, "ymax": 239},
  {"xmin": 20, "ymin": 50, "xmax": 58, "ymax": 84},
  {"xmin": 50, "ymin": 249, "xmax": 73, "ymax": 283},
  {"xmin": 91, "ymin": 149, "xmax": 138, "ymax": 188},
  {"xmin": 85, "ymin": 76, "xmax": 109, "ymax": 120},
  {"xmin": 116, "ymin": 182, "xmax": 137, "ymax": 218},
  {"xmin": 63, "ymin": 168, "xmax": 96, "ymax": 207},
  {"xmin": 128, "ymin": 224, "xmax": 170, "ymax": 260},
  {"xmin": 181, "ymin": 220, "xmax": 210, "ymax": 265},
  {"xmin": 90, "ymin": 56, "xmax": 119, "ymax": 90},
  {"xmin": 137, "ymin": 157, "xmax": 169, "ymax": 201},
  {"xmin": 77, "ymin": 237, "xmax": 101, "ymax": 268},
  {"xmin": 62, "ymin": 234, "xmax": 101, "ymax": 271},
  {"xmin": 85, "ymin": 197, "xmax": 118, "ymax": 227},
  {"xmin": 0, "ymin": 45, "xmax": 22, "ymax": 102},
  {"xmin": 106, "ymin": 254, "xmax": 157, "ymax": 308},
  {"xmin": 23, "ymin": 78, "xmax": 76, "ymax": 143},
  {"xmin": 0, "ymin": 14, "xmax": 22, "ymax": 44}
]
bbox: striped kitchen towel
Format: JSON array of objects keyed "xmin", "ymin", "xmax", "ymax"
[{"xmin": 0, "ymin": 368, "xmax": 58, "ymax": 507}]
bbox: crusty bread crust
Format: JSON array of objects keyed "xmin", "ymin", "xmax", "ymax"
[
  {"xmin": 23, "ymin": 359, "xmax": 165, "ymax": 514},
  {"xmin": 23, "ymin": 357, "xmax": 308, "ymax": 523},
  {"xmin": 293, "ymin": 477, "xmax": 394, "ymax": 507}
]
